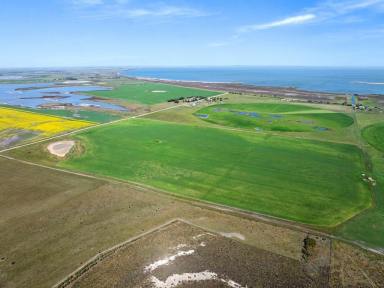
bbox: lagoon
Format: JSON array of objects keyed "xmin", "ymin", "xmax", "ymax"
[{"xmin": 0, "ymin": 83, "xmax": 125, "ymax": 111}]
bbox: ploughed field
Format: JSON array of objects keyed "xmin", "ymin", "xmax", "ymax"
[
  {"xmin": 86, "ymin": 82, "xmax": 221, "ymax": 104},
  {"xmin": 195, "ymin": 103, "xmax": 354, "ymax": 132},
  {"xmin": 22, "ymin": 117, "xmax": 371, "ymax": 227}
]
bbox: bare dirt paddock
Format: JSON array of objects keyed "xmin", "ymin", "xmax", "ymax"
[
  {"xmin": 0, "ymin": 156, "xmax": 383, "ymax": 288},
  {"xmin": 66, "ymin": 220, "xmax": 329, "ymax": 288}
]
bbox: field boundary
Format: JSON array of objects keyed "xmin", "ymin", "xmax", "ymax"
[
  {"xmin": 52, "ymin": 218, "xmax": 240, "ymax": 288},
  {"xmin": 52, "ymin": 219, "xmax": 182, "ymax": 288}
]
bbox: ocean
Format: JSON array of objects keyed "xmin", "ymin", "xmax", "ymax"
[{"xmin": 123, "ymin": 67, "xmax": 384, "ymax": 95}]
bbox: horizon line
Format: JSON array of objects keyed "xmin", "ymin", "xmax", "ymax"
[{"xmin": 2, "ymin": 65, "xmax": 384, "ymax": 70}]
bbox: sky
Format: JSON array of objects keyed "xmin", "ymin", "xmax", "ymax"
[{"xmin": 1, "ymin": 0, "xmax": 384, "ymax": 68}]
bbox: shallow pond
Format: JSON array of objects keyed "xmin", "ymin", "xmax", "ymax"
[{"xmin": 0, "ymin": 83, "xmax": 125, "ymax": 111}]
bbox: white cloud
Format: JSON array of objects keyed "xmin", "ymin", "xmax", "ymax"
[
  {"xmin": 317, "ymin": 0, "xmax": 384, "ymax": 14},
  {"xmin": 71, "ymin": 0, "xmax": 207, "ymax": 19},
  {"xmin": 305, "ymin": 0, "xmax": 384, "ymax": 20},
  {"xmin": 237, "ymin": 0, "xmax": 384, "ymax": 34},
  {"xmin": 239, "ymin": 14, "xmax": 316, "ymax": 32},
  {"xmin": 87, "ymin": 6, "xmax": 207, "ymax": 19},
  {"xmin": 120, "ymin": 6, "xmax": 206, "ymax": 18}
]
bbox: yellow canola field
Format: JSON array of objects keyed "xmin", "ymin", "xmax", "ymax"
[{"xmin": 0, "ymin": 107, "xmax": 93, "ymax": 136}]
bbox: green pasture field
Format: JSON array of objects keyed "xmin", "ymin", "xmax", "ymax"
[
  {"xmin": 86, "ymin": 82, "xmax": 221, "ymax": 105},
  {"xmin": 54, "ymin": 101, "xmax": 381, "ymax": 249},
  {"xmin": 362, "ymin": 122, "xmax": 384, "ymax": 152},
  {"xmin": 144, "ymin": 101, "xmax": 359, "ymax": 145},
  {"xmin": 14, "ymin": 118, "xmax": 371, "ymax": 227},
  {"xmin": 195, "ymin": 103, "xmax": 354, "ymax": 132},
  {"xmin": 30, "ymin": 109, "xmax": 122, "ymax": 123},
  {"xmin": 336, "ymin": 144, "xmax": 384, "ymax": 248},
  {"xmin": 335, "ymin": 113, "xmax": 384, "ymax": 248}
]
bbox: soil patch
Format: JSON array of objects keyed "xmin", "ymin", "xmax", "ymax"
[{"xmin": 47, "ymin": 141, "xmax": 75, "ymax": 157}]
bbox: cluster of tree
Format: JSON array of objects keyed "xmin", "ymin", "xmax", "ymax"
[
  {"xmin": 167, "ymin": 96, "xmax": 206, "ymax": 103},
  {"xmin": 307, "ymin": 99, "xmax": 332, "ymax": 105},
  {"xmin": 302, "ymin": 236, "xmax": 317, "ymax": 261}
]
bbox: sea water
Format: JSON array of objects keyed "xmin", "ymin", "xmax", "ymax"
[{"xmin": 123, "ymin": 67, "xmax": 384, "ymax": 95}]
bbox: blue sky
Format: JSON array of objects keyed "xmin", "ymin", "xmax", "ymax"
[{"xmin": 1, "ymin": 0, "xmax": 384, "ymax": 67}]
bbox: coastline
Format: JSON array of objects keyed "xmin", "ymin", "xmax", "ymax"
[
  {"xmin": 122, "ymin": 75, "xmax": 350, "ymax": 101},
  {"xmin": 121, "ymin": 68, "xmax": 384, "ymax": 98}
]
